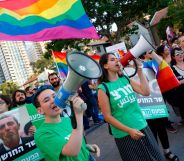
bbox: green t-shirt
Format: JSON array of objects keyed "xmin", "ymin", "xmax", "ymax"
[
  {"xmin": 34, "ymin": 117, "xmax": 89, "ymax": 161},
  {"xmin": 98, "ymin": 76, "xmax": 147, "ymax": 138}
]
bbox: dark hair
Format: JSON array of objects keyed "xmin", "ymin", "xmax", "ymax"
[
  {"xmin": 12, "ymin": 89, "xmax": 26, "ymax": 107},
  {"xmin": 0, "ymin": 94, "xmax": 12, "ymax": 110},
  {"xmin": 171, "ymin": 37, "xmax": 178, "ymax": 44},
  {"xmin": 25, "ymin": 86, "xmax": 31, "ymax": 92},
  {"xmin": 33, "ymin": 85, "xmax": 54, "ymax": 108},
  {"xmin": 170, "ymin": 47, "xmax": 183, "ymax": 66},
  {"xmin": 98, "ymin": 53, "xmax": 115, "ymax": 84},
  {"xmin": 48, "ymin": 72, "xmax": 60, "ymax": 81},
  {"xmin": 156, "ymin": 45, "xmax": 165, "ymax": 57},
  {"xmin": 24, "ymin": 121, "xmax": 33, "ymax": 135}
]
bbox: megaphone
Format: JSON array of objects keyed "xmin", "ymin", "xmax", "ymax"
[
  {"xmin": 120, "ymin": 35, "xmax": 155, "ymax": 67},
  {"xmin": 54, "ymin": 51, "xmax": 102, "ymax": 109}
]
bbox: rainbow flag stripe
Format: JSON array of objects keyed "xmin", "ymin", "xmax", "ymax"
[
  {"xmin": 52, "ymin": 51, "xmax": 68, "ymax": 78},
  {"xmin": 0, "ymin": 0, "xmax": 99, "ymax": 41},
  {"xmin": 157, "ymin": 60, "xmax": 180, "ymax": 93}
]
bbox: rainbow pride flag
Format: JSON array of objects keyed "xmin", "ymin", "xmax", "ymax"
[
  {"xmin": 52, "ymin": 51, "xmax": 68, "ymax": 78},
  {"xmin": 157, "ymin": 60, "xmax": 180, "ymax": 93},
  {"xmin": 0, "ymin": 0, "xmax": 99, "ymax": 41}
]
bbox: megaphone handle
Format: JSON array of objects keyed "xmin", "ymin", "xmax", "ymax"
[{"xmin": 70, "ymin": 101, "xmax": 77, "ymax": 129}]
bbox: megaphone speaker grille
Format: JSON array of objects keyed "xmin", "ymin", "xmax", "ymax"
[{"xmin": 67, "ymin": 52, "xmax": 102, "ymax": 79}]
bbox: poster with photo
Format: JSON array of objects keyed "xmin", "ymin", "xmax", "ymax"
[{"xmin": 0, "ymin": 107, "xmax": 43, "ymax": 161}]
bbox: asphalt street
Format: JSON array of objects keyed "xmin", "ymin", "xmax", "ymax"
[{"xmin": 86, "ymin": 122, "xmax": 184, "ymax": 161}]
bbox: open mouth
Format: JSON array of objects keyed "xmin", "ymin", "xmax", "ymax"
[{"xmin": 50, "ymin": 105, "xmax": 60, "ymax": 112}]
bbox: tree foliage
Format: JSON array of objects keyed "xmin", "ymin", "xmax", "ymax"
[
  {"xmin": 0, "ymin": 81, "xmax": 19, "ymax": 97},
  {"xmin": 168, "ymin": 0, "xmax": 184, "ymax": 30},
  {"xmin": 32, "ymin": 56, "xmax": 53, "ymax": 74},
  {"xmin": 82, "ymin": 0, "xmax": 171, "ymax": 44},
  {"xmin": 44, "ymin": 0, "xmax": 171, "ymax": 58},
  {"xmin": 157, "ymin": 0, "xmax": 184, "ymax": 39}
]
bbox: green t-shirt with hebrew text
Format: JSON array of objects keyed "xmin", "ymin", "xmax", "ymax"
[
  {"xmin": 34, "ymin": 117, "xmax": 89, "ymax": 161},
  {"xmin": 98, "ymin": 76, "xmax": 147, "ymax": 138}
]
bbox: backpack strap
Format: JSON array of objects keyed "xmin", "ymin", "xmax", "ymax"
[
  {"xmin": 101, "ymin": 82, "xmax": 110, "ymax": 98},
  {"xmin": 101, "ymin": 82, "xmax": 112, "ymax": 135},
  {"xmin": 123, "ymin": 75, "xmax": 130, "ymax": 83}
]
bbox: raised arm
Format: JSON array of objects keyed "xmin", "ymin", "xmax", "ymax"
[
  {"xmin": 130, "ymin": 59, "xmax": 150, "ymax": 96},
  {"xmin": 62, "ymin": 96, "xmax": 85, "ymax": 156}
]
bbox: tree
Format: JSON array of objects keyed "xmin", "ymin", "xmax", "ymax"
[
  {"xmin": 0, "ymin": 81, "xmax": 19, "ymax": 97},
  {"xmin": 157, "ymin": 0, "xmax": 184, "ymax": 39},
  {"xmin": 32, "ymin": 56, "xmax": 53, "ymax": 74},
  {"xmin": 82, "ymin": 0, "xmax": 171, "ymax": 44},
  {"xmin": 44, "ymin": 0, "xmax": 171, "ymax": 57}
]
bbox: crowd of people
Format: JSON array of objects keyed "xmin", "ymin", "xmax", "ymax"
[{"xmin": 0, "ymin": 33, "xmax": 184, "ymax": 160}]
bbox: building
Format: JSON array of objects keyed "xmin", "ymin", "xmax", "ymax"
[
  {"xmin": 0, "ymin": 41, "xmax": 34, "ymax": 86},
  {"xmin": 24, "ymin": 41, "xmax": 43, "ymax": 63},
  {"xmin": 0, "ymin": 64, "xmax": 5, "ymax": 84}
]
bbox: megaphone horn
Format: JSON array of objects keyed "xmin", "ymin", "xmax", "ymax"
[
  {"xmin": 54, "ymin": 52, "xmax": 102, "ymax": 109},
  {"xmin": 120, "ymin": 35, "xmax": 155, "ymax": 67}
]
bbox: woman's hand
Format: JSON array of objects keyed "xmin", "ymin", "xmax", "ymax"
[
  {"xmin": 128, "ymin": 128, "xmax": 145, "ymax": 140},
  {"xmin": 134, "ymin": 58, "xmax": 143, "ymax": 68},
  {"xmin": 86, "ymin": 144, "xmax": 100, "ymax": 157}
]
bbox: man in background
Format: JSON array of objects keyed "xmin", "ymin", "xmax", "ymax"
[
  {"xmin": 12, "ymin": 90, "xmax": 27, "ymax": 107},
  {"xmin": 48, "ymin": 72, "xmax": 62, "ymax": 92}
]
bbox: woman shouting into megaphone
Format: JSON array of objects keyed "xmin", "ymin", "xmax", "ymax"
[{"xmin": 97, "ymin": 53, "xmax": 165, "ymax": 161}]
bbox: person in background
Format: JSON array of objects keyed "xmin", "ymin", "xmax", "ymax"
[
  {"xmin": 178, "ymin": 35, "xmax": 184, "ymax": 51},
  {"xmin": 156, "ymin": 45, "xmax": 178, "ymax": 133},
  {"xmin": 0, "ymin": 95, "xmax": 12, "ymax": 114},
  {"xmin": 140, "ymin": 51, "xmax": 179, "ymax": 161},
  {"xmin": 98, "ymin": 53, "xmax": 165, "ymax": 161},
  {"xmin": 48, "ymin": 72, "xmax": 62, "ymax": 92},
  {"xmin": 12, "ymin": 89, "xmax": 27, "ymax": 108},
  {"xmin": 33, "ymin": 85, "xmax": 100, "ymax": 161},
  {"xmin": 25, "ymin": 86, "xmax": 35, "ymax": 104},
  {"xmin": 48, "ymin": 73, "xmax": 71, "ymax": 117},
  {"xmin": 170, "ymin": 48, "xmax": 184, "ymax": 123},
  {"xmin": 81, "ymin": 81, "xmax": 101, "ymax": 125}
]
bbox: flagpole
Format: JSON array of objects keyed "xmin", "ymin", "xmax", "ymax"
[{"xmin": 51, "ymin": 50, "xmax": 62, "ymax": 79}]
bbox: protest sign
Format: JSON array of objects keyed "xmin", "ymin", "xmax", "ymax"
[
  {"xmin": 0, "ymin": 107, "xmax": 44, "ymax": 161},
  {"xmin": 124, "ymin": 67, "xmax": 169, "ymax": 119}
]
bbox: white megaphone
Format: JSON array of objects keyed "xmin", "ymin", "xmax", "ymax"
[
  {"xmin": 54, "ymin": 51, "xmax": 102, "ymax": 109},
  {"xmin": 120, "ymin": 35, "xmax": 155, "ymax": 67}
]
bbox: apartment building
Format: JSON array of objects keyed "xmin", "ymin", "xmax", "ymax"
[{"xmin": 0, "ymin": 41, "xmax": 33, "ymax": 86}]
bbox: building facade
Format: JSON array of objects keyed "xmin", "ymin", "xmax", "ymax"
[
  {"xmin": 0, "ymin": 41, "xmax": 33, "ymax": 86},
  {"xmin": 24, "ymin": 42, "xmax": 43, "ymax": 63}
]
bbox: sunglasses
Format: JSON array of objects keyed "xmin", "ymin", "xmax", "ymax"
[
  {"xmin": 175, "ymin": 50, "xmax": 184, "ymax": 56},
  {"xmin": 0, "ymin": 101, "xmax": 5, "ymax": 105}
]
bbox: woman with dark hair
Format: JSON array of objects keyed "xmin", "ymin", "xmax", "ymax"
[
  {"xmin": 156, "ymin": 45, "xmax": 179, "ymax": 133},
  {"xmin": 156, "ymin": 44, "xmax": 171, "ymax": 64},
  {"xmin": 97, "ymin": 53, "xmax": 165, "ymax": 161},
  {"xmin": 170, "ymin": 48, "xmax": 184, "ymax": 81},
  {"xmin": 170, "ymin": 48, "xmax": 184, "ymax": 122},
  {"xmin": 0, "ymin": 94, "xmax": 12, "ymax": 114}
]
